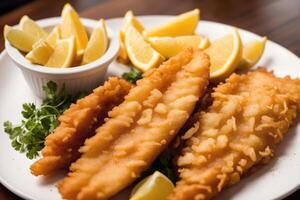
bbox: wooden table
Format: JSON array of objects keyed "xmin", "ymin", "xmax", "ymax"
[{"xmin": 0, "ymin": 0, "xmax": 299, "ymax": 199}]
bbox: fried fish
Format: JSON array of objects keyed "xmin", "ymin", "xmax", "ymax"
[
  {"xmin": 30, "ymin": 77, "xmax": 131, "ymax": 176},
  {"xmin": 58, "ymin": 48, "xmax": 210, "ymax": 200},
  {"xmin": 168, "ymin": 69, "xmax": 300, "ymax": 200}
]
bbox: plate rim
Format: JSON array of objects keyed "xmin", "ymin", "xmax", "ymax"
[{"xmin": 0, "ymin": 15, "xmax": 300, "ymax": 200}]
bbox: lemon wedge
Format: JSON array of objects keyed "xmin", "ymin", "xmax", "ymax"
[
  {"xmin": 130, "ymin": 171, "xmax": 174, "ymax": 200},
  {"xmin": 46, "ymin": 26, "xmax": 61, "ymax": 48},
  {"xmin": 238, "ymin": 36, "xmax": 267, "ymax": 69},
  {"xmin": 73, "ymin": 50, "xmax": 84, "ymax": 66},
  {"xmin": 118, "ymin": 11, "xmax": 144, "ymax": 64},
  {"xmin": 148, "ymin": 35, "xmax": 210, "ymax": 58},
  {"xmin": 121, "ymin": 10, "xmax": 144, "ymax": 35},
  {"xmin": 61, "ymin": 3, "xmax": 88, "ymax": 55},
  {"xmin": 117, "ymin": 32, "xmax": 130, "ymax": 64},
  {"xmin": 25, "ymin": 39, "xmax": 53, "ymax": 65},
  {"xmin": 82, "ymin": 19, "xmax": 108, "ymax": 65},
  {"xmin": 205, "ymin": 29, "xmax": 242, "ymax": 82},
  {"xmin": 46, "ymin": 36, "xmax": 76, "ymax": 68},
  {"xmin": 19, "ymin": 15, "xmax": 47, "ymax": 41},
  {"xmin": 143, "ymin": 9, "xmax": 199, "ymax": 37},
  {"xmin": 199, "ymin": 35, "xmax": 210, "ymax": 49},
  {"xmin": 125, "ymin": 26, "xmax": 164, "ymax": 72},
  {"xmin": 6, "ymin": 28, "xmax": 36, "ymax": 52},
  {"xmin": 3, "ymin": 25, "xmax": 12, "ymax": 40}
]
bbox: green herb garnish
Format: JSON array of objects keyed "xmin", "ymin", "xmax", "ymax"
[
  {"xmin": 141, "ymin": 149, "xmax": 176, "ymax": 183},
  {"xmin": 3, "ymin": 81, "xmax": 85, "ymax": 159},
  {"xmin": 122, "ymin": 68, "xmax": 143, "ymax": 84}
]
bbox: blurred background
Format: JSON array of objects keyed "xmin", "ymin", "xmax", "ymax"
[
  {"xmin": 0, "ymin": 0, "xmax": 299, "ymax": 55},
  {"xmin": 0, "ymin": 0, "xmax": 32, "ymax": 15},
  {"xmin": 0, "ymin": 0, "xmax": 300, "ymax": 199}
]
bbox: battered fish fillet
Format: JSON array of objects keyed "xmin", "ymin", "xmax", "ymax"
[
  {"xmin": 30, "ymin": 77, "xmax": 131, "ymax": 176},
  {"xmin": 58, "ymin": 48, "xmax": 210, "ymax": 200},
  {"xmin": 168, "ymin": 69, "xmax": 300, "ymax": 200}
]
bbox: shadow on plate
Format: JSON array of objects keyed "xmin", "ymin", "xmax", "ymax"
[{"xmin": 37, "ymin": 169, "xmax": 67, "ymax": 185}]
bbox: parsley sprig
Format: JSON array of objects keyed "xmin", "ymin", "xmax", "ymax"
[
  {"xmin": 142, "ymin": 149, "xmax": 176, "ymax": 183},
  {"xmin": 3, "ymin": 81, "xmax": 85, "ymax": 159},
  {"xmin": 122, "ymin": 68, "xmax": 143, "ymax": 84}
]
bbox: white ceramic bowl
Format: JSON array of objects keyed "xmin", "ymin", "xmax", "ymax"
[{"xmin": 5, "ymin": 17, "xmax": 119, "ymax": 98}]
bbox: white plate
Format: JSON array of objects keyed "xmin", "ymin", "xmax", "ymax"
[{"xmin": 1, "ymin": 16, "xmax": 300, "ymax": 200}]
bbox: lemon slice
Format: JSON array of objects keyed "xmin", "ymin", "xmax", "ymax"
[
  {"xmin": 125, "ymin": 26, "xmax": 164, "ymax": 72},
  {"xmin": 205, "ymin": 29, "xmax": 242, "ymax": 82},
  {"xmin": 6, "ymin": 28, "xmax": 36, "ymax": 52},
  {"xmin": 25, "ymin": 39, "xmax": 53, "ymax": 65},
  {"xmin": 238, "ymin": 36, "xmax": 267, "ymax": 69},
  {"xmin": 19, "ymin": 15, "xmax": 47, "ymax": 41},
  {"xmin": 46, "ymin": 26, "xmax": 61, "ymax": 48},
  {"xmin": 130, "ymin": 171, "xmax": 174, "ymax": 200},
  {"xmin": 82, "ymin": 19, "xmax": 108, "ymax": 65},
  {"xmin": 148, "ymin": 35, "xmax": 209, "ymax": 58},
  {"xmin": 118, "ymin": 11, "xmax": 144, "ymax": 64},
  {"xmin": 46, "ymin": 36, "xmax": 75, "ymax": 68},
  {"xmin": 3, "ymin": 25, "xmax": 12, "ymax": 40},
  {"xmin": 143, "ymin": 9, "xmax": 199, "ymax": 37},
  {"xmin": 61, "ymin": 3, "xmax": 88, "ymax": 55}
]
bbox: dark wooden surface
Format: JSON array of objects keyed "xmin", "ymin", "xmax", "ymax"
[{"xmin": 0, "ymin": 0, "xmax": 299, "ymax": 199}]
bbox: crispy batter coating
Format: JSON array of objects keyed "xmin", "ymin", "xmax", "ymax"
[
  {"xmin": 168, "ymin": 69, "xmax": 300, "ymax": 200},
  {"xmin": 58, "ymin": 48, "xmax": 210, "ymax": 200},
  {"xmin": 30, "ymin": 77, "xmax": 131, "ymax": 176}
]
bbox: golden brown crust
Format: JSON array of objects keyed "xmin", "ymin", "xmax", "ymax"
[
  {"xmin": 58, "ymin": 48, "xmax": 210, "ymax": 200},
  {"xmin": 168, "ymin": 69, "xmax": 300, "ymax": 200},
  {"xmin": 30, "ymin": 77, "xmax": 132, "ymax": 176}
]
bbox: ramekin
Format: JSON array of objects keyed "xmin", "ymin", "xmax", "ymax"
[{"xmin": 5, "ymin": 17, "xmax": 119, "ymax": 98}]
